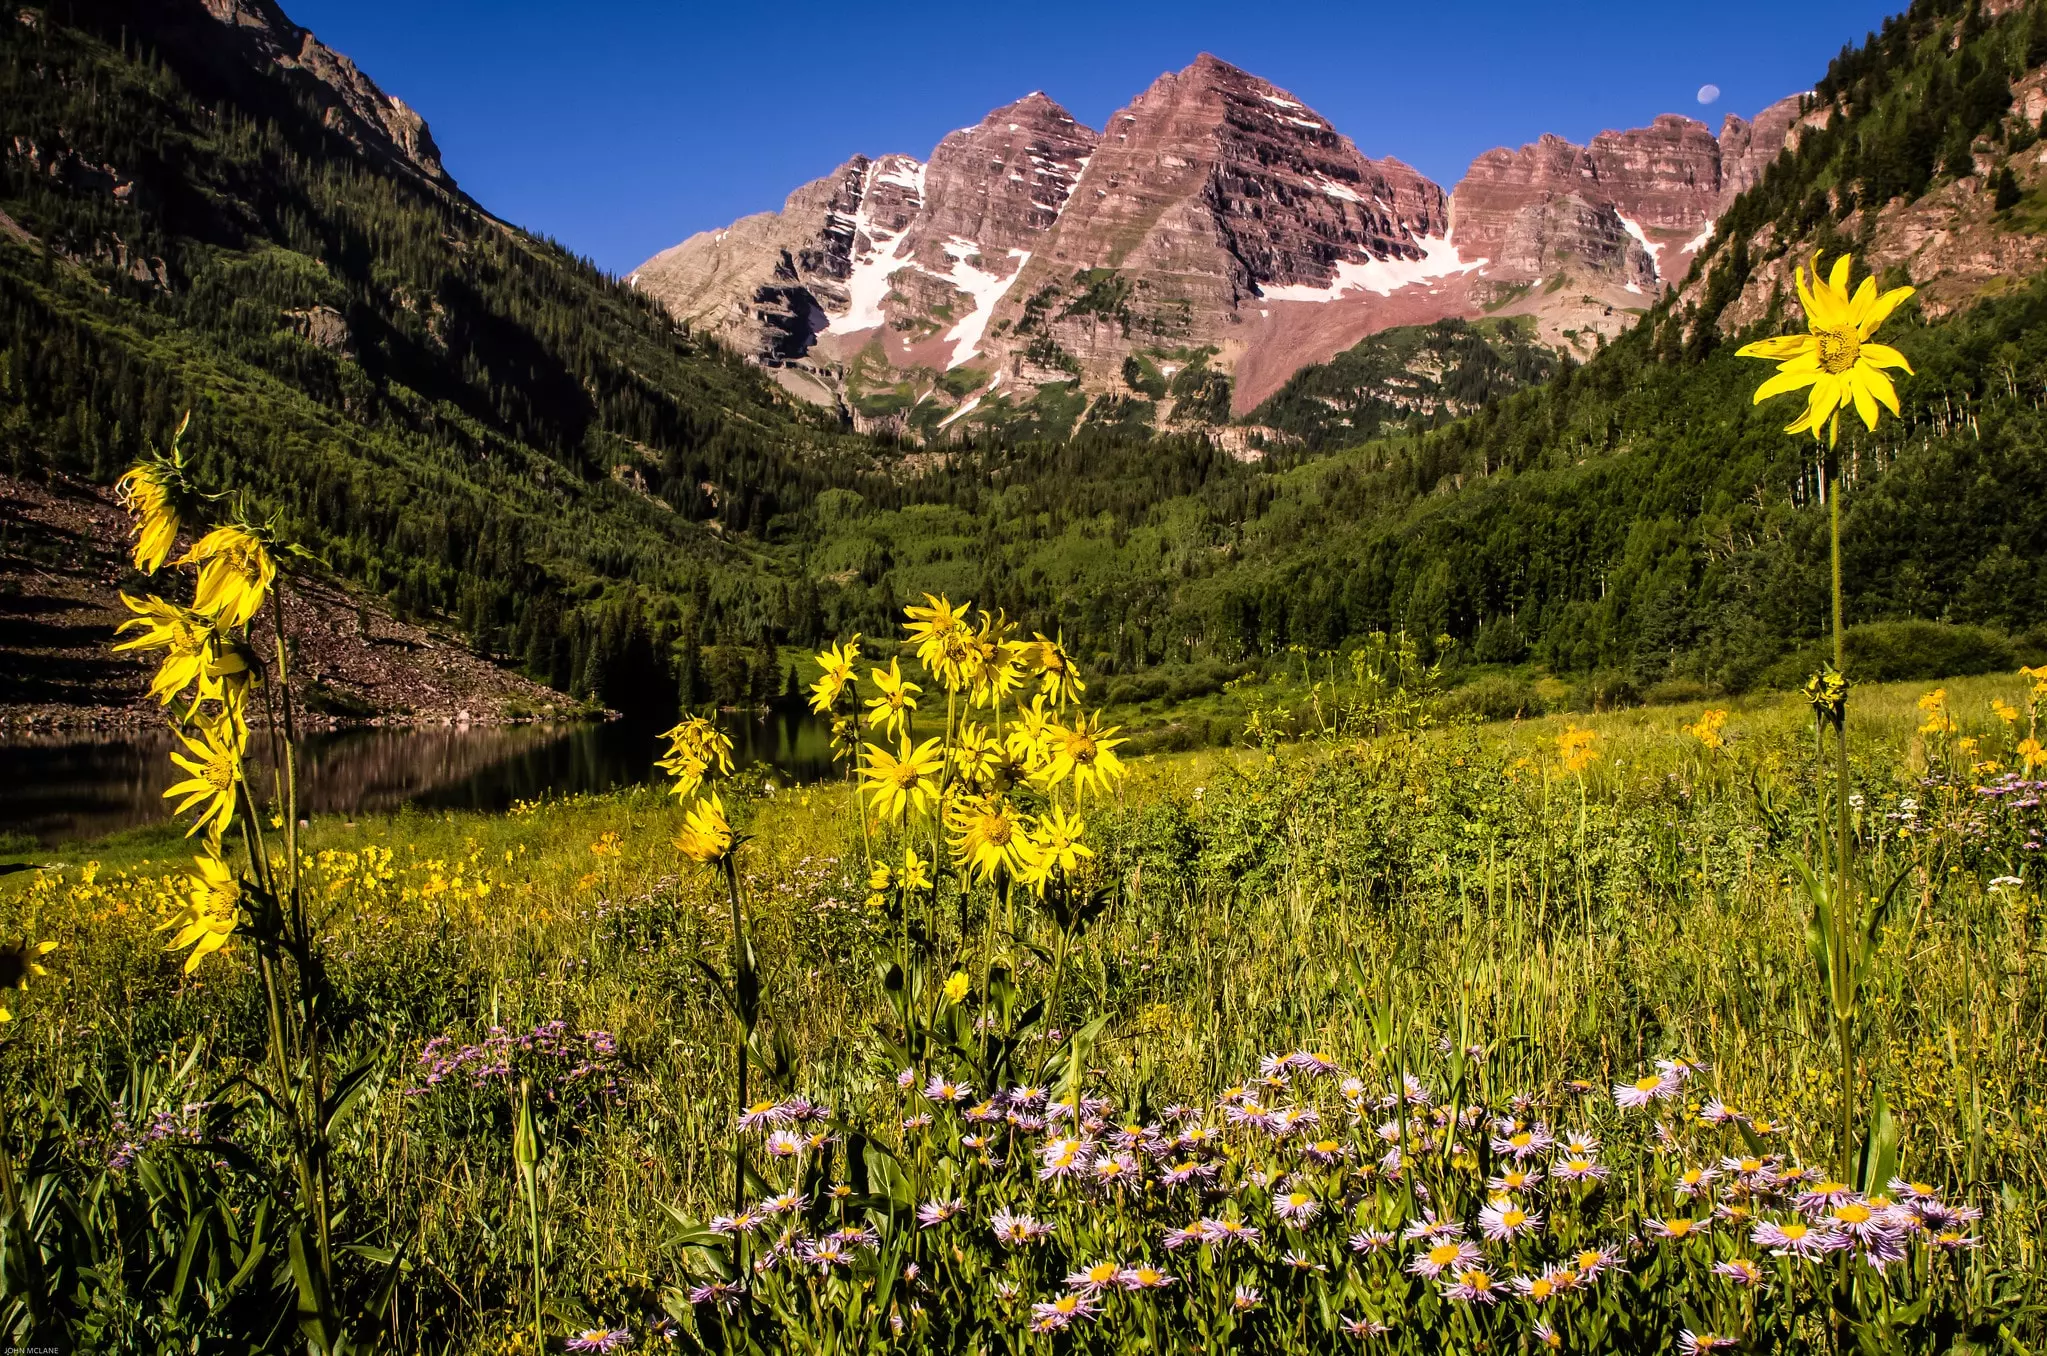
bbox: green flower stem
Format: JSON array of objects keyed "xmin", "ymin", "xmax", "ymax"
[{"xmin": 722, "ymin": 850, "xmax": 750, "ymax": 1215}]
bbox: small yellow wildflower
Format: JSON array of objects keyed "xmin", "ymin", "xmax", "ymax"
[
  {"xmin": 898, "ymin": 847, "xmax": 932, "ymax": 892},
  {"xmin": 657, "ymin": 716, "xmax": 734, "ymax": 801},
  {"xmin": 1556, "ymin": 725, "xmax": 1599, "ymax": 774},
  {"xmin": 808, "ymin": 636, "xmax": 862, "ymax": 715},
  {"xmin": 1027, "ymin": 632, "xmax": 1085, "ymax": 706},
  {"xmin": 1024, "ymin": 804, "xmax": 1094, "ymax": 890},
  {"xmin": 1992, "ymin": 698, "xmax": 2019, "ymax": 727},
  {"xmin": 942, "ymin": 971, "xmax": 971, "ymax": 1005},
  {"xmin": 1042, "ymin": 711, "xmax": 1127, "ymax": 802},
  {"xmin": 1917, "ymin": 689, "xmax": 1953, "ymax": 739},
  {"xmin": 903, "ymin": 595, "xmax": 977, "ymax": 691},
  {"xmin": 863, "ymin": 658, "xmax": 920, "ymax": 739},
  {"xmin": 0, "ymin": 937, "xmax": 58, "ymax": 1022},
  {"xmin": 162, "ymin": 855, "xmax": 241, "ymax": 972},
  {"xmin": 1684, "ymin": 708, "xmax": 1728, "ymax": 751}
]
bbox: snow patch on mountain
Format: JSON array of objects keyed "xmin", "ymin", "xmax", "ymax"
[
  {"xmin": 940, "ymin": 240, "xmax": 1031, "ymax": 369},
  {"xmin": 1258, "ymin": 235, "xmax": 1483, "ymax": 303},
  {"xmin": 1616, "ymin": 213, "xmax": 1662, "ymax": 279}
]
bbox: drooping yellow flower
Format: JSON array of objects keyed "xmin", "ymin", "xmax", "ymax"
[
  {"xmin": 1737, "ymin": 253, "xmax": 1914, "ymax": 445},
  {"xmin": 114, "ymin": 593, "xmax": 222, "ymax": 705},
  {"xmin": 114, "ymin": 461, "xmax": 183, "ymax": 574},
  {"xmin": 898, "ymin": 847, "xmax": 933, "ymax": 892},
  {"xmin": 859, "ymin": 736, "xmax": 945, "ymax": 822},
  {"xmin": 1992, "ymin": 698, "xmax": 2019, "ymax": 727},
  {"xmin": 1555, "ymin": 725, "xmax": 1599, "ymax": 775},
  {"xmin": 1028, "ymin": 632, "xmax": 1086, "ymax": 707},
  {"xmin": 1684, "ymin": 708, "xmax": 1729, "ymax": 752},
  {"xmin": 0, "ymin": 937, "xmax": 57, "ymax": 1022},
  {"xmin": 179, "ymin": 526, "xmax": 276, "ymax": 629},
  {"xmin": 164, "ymin": 719, "xmax": 246, "ymax": 839},
  {"xmin": 2019, "ymin": 737, "xmax": 2044, "ymax": 773},
  {"xmin": 162, "ymin": 855, "xmax": 241, "ymax": 973},
  {"xmin": 863, "ymin": 658, "xmax": 921, "ymax": 739},
  {"xmin": 674, "ymin": 792, "xmax": 734, "ymax": 865},
  {"xmin": 946, "ymin": 794, "xmax": 1039, "ymax": 884},
  {"xmin": 808, "ymin": 636, "xmax": 862, "ymax": 715},
  {"xmin": 903, "ymin": 595, "xmax": 977, "ymax": 691},
  {"xmin": 658, "ymin": 715, "xmax": 735, "ymax": 801},
  {"xmin": 1043, "ymin": 711, "xmax": 1127, "ymax": 802}
]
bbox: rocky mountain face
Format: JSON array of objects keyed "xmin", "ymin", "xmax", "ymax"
[
  {"xmin": 188, "ymin": 0, "xmax": 454, "ymax": 189},
  {"xmin": 634, "ymin": 58, "xmax": 1806, "ymax": 440}
]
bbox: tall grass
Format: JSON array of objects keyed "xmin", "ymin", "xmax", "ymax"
[{"xmin": 2, "ymin": 676, "xmax": 2042, "ymax": 1350}]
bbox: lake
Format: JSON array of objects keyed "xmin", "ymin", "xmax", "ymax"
[{"xmin": 0, "ymin": 710, "xmax": 838, "ymax": 846}]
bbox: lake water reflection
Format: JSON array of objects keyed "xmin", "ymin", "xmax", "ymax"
[{"xmin": 0, "ymin": 710, "xmax": 836, "ymax": 845}]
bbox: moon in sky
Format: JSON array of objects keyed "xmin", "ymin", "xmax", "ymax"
[{"xmin": 1697, "ymin": 84, "xmax": 1722, "ymax": 105}]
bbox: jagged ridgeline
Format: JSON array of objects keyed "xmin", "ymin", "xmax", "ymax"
[
  {"xmin": 0, "ymin": 0, "xmax": 890, "ymax": 712},
  {"xmin": 7, "ymin": 0, "xmax": 2047, "ymax": 718}
]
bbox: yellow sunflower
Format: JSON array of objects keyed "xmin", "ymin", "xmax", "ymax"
[
  {"xmin": 807, "ymin": 636, "xmax": 863, "ymax": 715},
  {"xmin": 897, "ymin": 847, "xmax": 933, "ymax": 892},
  {"xmin": 949, "ymin": 720, "xmax": 1003, "ymax": 791},
  {"xmin": 674, "ymin": 792, "xmax": 734, "ymax": 865},
  {"xmin": 164, "ymin": 719, "xmax": 246, "ymax": 839},
  {"xmin": 1023, "ymin": 804, "xmax": 1094, "ymax": 892},
  {"xmin": 180, "ymin": 526, "xmax": 276, "ymax": 629},
  {"xmin": 946, "ymin": 794, "xmax": 1039, "ymax": 884},
  {"xmin": 114, "ymin": 462, "xmax": 183, "ymax": 575},
  {"xmin": 903, "ymin": 595, "xmax": 977, "ymax": 691},
  {"xmin": 1028, "ymin": 632, "xmax": 1086, "ymax": 706},
  {"xmin": 114, "ymin": 593, "xmax": 220, "ymax": 705},
  {"xmin": 859, "ymin": 736, "xmax": 945, "ymax": 822},
  {"xmin": 162, "ymin": 855, "xmax": 242, "ymax": 973},
  {"xmin": 967, "ymin": 611, "xmax": 1027, "ymax": 709},
  {"xmin": 0, "ymin": 937, "xmax": 58, "ymax": 1022},
  {"xmin": 863, "ymin": 658, "xmax": 921, "ymax": 739},
  {"xmin": 1737, "ymin": 253, "xmax": 1914, "ymax": 445},
  {"xmin": 1043, "ymin": 711, "xmax": 1128, "ymax": 802},
  {"xmin": 1006, "ymin": 694, "xmax": 1057, "ymax": 773}
]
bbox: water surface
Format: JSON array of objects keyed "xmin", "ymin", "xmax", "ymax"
[{"xmin": 0, "ymin": 710, "xmax": 835, "ymax": 845}]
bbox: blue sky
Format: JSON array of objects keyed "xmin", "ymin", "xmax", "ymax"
[{"xmin": 289, "ymin": 0, "xmax": 1903, "ymax": 277}]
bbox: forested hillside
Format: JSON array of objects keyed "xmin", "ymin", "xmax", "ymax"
[
  {"xmin": 5, "ymin": 0, "xmax": 2047, "ymax": 721},
  {"xmin": 787, "ymin": 0, "xmax": 2047, "ymax": 696},
  {"xmin": 0, "ymin": 0, "xmax": 886, "ymax": 713}
]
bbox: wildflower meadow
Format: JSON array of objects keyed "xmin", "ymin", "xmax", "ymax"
[{"xmin": 1, "ymin": 254, "xmax": 2045, "ymax": 1352}]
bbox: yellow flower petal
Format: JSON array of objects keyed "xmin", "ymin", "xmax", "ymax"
[
  {"xmin": 1855, "ymin": 285, "xmax": 1915, "ymax": 338},
  {"xmin": 1852, "ymin": 376, "xmax": 1880, "ymax": 431},
  {"xmin": 1735, "ymin": 335, "xmax": 1814, "ymax": 361},
  {"xmin": 1858, "ymin": 365, "xmax": 1901, "ymax": 417},
  {"xmin": 1752, "ymin": 368, "xmax": 1822, "ymax": 404},
  {"xmin": 1858, "ymin": 342, "xmax": 1911, "ymax": 373}
]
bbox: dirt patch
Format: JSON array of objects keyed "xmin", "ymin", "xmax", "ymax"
[{"xmin": 0, "ymin": 472, "xmax": 588, "ymax": 731}]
